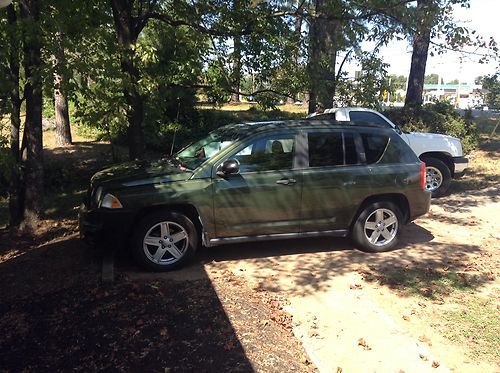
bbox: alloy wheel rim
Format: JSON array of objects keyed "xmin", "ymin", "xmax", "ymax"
[
  {"xmin": 425, "ymin": 166, "xmax": 443, "ymax": 192},
  {"xmin": 143, "ymin": 221, "xmax": 188, "ymax": 265},
  {"xmin": 363, "ymin": 208, "xmax": 398, "ymax": 247}
]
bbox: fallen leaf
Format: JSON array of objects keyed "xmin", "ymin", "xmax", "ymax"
[
  {"xmin": 357, "ymin": 338, "xmax": 371, "ymax": 350},
  {"xmin": 402, "ymin": 315, "xmax": 410, "ymax": 321},
  {"xmin": 418, "ymin": 335, "xmax": 432, "ymax": 346},
  {"xmin": 419, "ymin": 353, "xmax": 428, "ymax": 361},
  {"xmin": 432, "ymin": 361, "xmax": 440, "ymax": 368}
]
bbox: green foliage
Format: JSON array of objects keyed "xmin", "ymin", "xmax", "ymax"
[
  {"xmin": 42, "ymin": 98, "xmax": 55, "ymax": 119},
  {"xmin": 424, "ymin": 74, "xmax": 439, "ymax": 84},
  {"xmin": 388, "ymin": 75, "xmax": 407, "ymax": 91},
  {"xmin": 336, "ymin": 54, "xmax": 390, "ymax": 109},
  {"xmin": 144, "ymin": 107, "xmax": 304, "ymax": 154},
  {"xmin": 481, "ymin": 74, "xmax": 500, "ymax": 110},
  {"xmin": 382, "ymin": 102, "xmax": 478, "ymax": 153}
]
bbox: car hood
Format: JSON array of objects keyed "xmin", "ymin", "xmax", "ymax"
[
  {"xmin": 91, "ymin": 159, "xmax": 191, "ymax": 189},
  {"xmin": 407, "ymin": 131, "xmax": 458, "ymax": 141},
  {"xmin": 405, "ymin": 131, "xmax": 463, "ymax": 157}
]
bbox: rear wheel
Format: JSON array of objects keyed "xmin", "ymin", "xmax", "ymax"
[
  {"xmin": 422, "ymin": 157, "xmax": 451, "ymax": 198},
  {"xmin": 132, "ymin": 211, "xmax": 198, "ymax": 271},
  {"xmin": 352, "ymin": 201, "xmax": 402, "ymax": 252}
]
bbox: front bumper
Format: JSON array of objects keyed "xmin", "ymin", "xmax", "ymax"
[
  {"xmin": 453, "ymin": 156, "xmax": 468, "ymax": 176},
  {"xmin": 78, "ymin": 203, "xmax": 135, "ymax": 244}
]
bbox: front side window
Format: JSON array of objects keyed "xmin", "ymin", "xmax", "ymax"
[
  {"xmin": 233, "ymin": 135, "xmax": 295, "ymax": 172},
  {"xmin": 308, "ymin": 132, "xmax": 358, "ymax": 167}
]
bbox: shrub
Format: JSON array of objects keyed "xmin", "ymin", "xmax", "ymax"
[{"xmin": 382, "ymin": 102, "xmax": 478, "ymax": 154}]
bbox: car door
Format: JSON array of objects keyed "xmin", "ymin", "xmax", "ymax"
[
  {"xmin": 299, "ymin": 130, "xmax": 372, "ymax": 232},
  {"xmin": 213, "ymin": 132, "xmax": 303, "ymax": 238}
]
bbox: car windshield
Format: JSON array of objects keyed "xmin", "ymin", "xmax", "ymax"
[{"xmin": 175, "ymin": 127, "xmax": 241, "ymax": 170}]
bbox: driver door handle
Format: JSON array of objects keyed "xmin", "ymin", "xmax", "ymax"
[{"xmin": 276, "ymin": 178, "xmax": 297, "ymax": 185}]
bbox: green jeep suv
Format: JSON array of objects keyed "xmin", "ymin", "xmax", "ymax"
[{"xmin": 79, "ymin": 119, "xmax": 431, "ymax": 271}]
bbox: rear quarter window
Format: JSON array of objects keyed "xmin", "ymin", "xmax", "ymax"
[
  {"xmin": 361, "ymin": 132, "xmax": 418, "ymax": 164},
  {"xmin": 380, "ymin": 135, "xmax": 419, "ymax": 164},
  {"xmin": 361, "ymin": 133, "xmax": 389, "ymax": 164}
]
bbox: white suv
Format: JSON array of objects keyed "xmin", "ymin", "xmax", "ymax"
[{"xmin": 309, "ymin": 107, "xmax": 469, "ymax": 197}]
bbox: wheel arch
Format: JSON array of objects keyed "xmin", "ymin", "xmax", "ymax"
[
  {"xmin": 351, "ymin": 193, "xmax": 410, "ymax": 228},
  {"xmin": 132, "ymin": 203, "xmax": 203, "ymax": 238},
  {"xmin": 419, "ymin": 152, "xmax": 454, "ymax": 176}
]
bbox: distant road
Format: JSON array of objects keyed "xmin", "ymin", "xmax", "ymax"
[{"xmin": 455, "ymin": 109, "xmax": 500, "ymax": 118}]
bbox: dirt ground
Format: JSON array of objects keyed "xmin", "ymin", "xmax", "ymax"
[
  {"xmin": 0, "ymin": 126, "xmax": 498, "ymax": 372},
  {"xmin": 191, "ymin": 137, "xmax": 499, "ymax": 372}
]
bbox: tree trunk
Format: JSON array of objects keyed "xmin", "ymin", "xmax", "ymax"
[
  {"xmin": 405, "ymin": 0, "xmax": 432, "ymax": 107},
  {"xmin": 6, "ymin": 4, "xmax": 23, "ymax": 228},
  {"xmin": 288, "ymin": 10, "xmax": 303, "ymax": 105},
  {"xmin": 307, "ymin": 0, "xmax": 339, "ymax": 114},
  {"xmin": 52, "ymin": 32, "xmax": 72, "ymax": 146},
  {"xmin": 230, "ymin": 35, "xmax": 242, "ymax": 103},
  {"xmin": 20, "ymin": 0, "xmax": 44, "ymax": 230},
  {"xmin": 110, "ymin": 0, "xmax": 145, "ymax": 160}
]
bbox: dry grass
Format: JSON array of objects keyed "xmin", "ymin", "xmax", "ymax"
[
  {"xmin": 196, "ymin": 102, "xmax": 308, "ymax": 114},
  {"xmin": 42, "ymin": 128, "xmax": 93, "ymax": 149}
]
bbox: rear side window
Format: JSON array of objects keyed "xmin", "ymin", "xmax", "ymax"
[
  {"xmin": 350, "ymin": 111, "xmax": 392, "ymax": 128},
  {"xmin": 308, "ymin": 132, "xmax": 358, "ymax": 167},
  {"xmin": 361, "ymin": 134, "xmax": 389, "ymax": 164}
]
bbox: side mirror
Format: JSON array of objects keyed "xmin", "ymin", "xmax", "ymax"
[{"xmin": 217, "ymin": 159, "xmax": 240, "ymax": 177}]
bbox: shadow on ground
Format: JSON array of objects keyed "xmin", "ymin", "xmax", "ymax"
[{"xmin": 0, "ymin": 232, "xmax": 254, "ymax": 372}]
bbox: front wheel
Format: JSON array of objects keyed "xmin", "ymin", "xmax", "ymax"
[
  {"xmin": 132, "ymin": 211, "xmax": 198, "ymax": 271},
  {"xmin": 352, "ymin": 201, "xmax": 402, "ymax": 253},
  {"xmin": 422, "ymin": 157, "xmax": 451, "ymax": 198}
]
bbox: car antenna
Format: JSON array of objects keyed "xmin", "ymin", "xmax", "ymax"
[{"xmin": 170, "ymin": 100, "xmax": 181, "ymax": 156}]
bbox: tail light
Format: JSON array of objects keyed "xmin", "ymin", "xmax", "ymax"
[{"xmin": 420, "ymin": 162, "xmax": 426, "ymax": 190}]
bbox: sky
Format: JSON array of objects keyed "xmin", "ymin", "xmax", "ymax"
[{"xmin": 347, "ymin": 0, "xmax": 500, "ymax": 84}]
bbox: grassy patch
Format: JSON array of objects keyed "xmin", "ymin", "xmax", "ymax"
[
  {"xmin": 379, "ymin": 268, "xmax": 491, "ymax": 300},
  {"xmin": 438, "ymin": 296, "xmax": 500, "ymax": 361}
]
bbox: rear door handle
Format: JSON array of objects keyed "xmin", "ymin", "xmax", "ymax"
[{"xmin": 276, "ymin": 178, "xmax": 297, "ymax": 185}]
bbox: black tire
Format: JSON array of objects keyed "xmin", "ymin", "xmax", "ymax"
[
  {"xmin": 352, "ymin": 201, "xmax": 402, "ymax": 253},
  {"xmin": 132, "ymin": 211, "xmax": 198, "ymax": 271},
  {"xmin": 422, "ymin": 157, "xmax": 451, "ymax": 198}
]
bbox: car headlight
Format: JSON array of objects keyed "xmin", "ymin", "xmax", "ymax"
[{"xmin": 100, "ymin": 193, "xmax": 123, "ymax": 209}]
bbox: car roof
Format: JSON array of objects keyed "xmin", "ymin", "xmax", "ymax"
[{"xmin": 216, "ymin": 118, "xmax": 391, "ymax": 137}]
